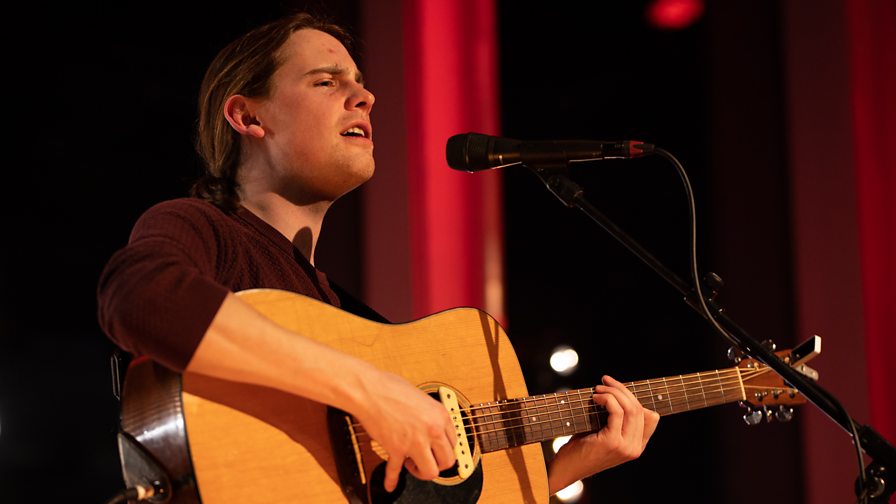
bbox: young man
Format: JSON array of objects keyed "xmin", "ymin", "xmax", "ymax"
[{"xmin": 97, "ymin": 12, "xmax": 659, "ymax": 498}]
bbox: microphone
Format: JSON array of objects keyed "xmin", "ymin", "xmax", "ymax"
[{"xmin": 446, "ymin": 132, "xmax": 654, "ymax": 172}]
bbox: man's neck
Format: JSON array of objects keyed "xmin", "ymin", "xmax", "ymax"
[{"xmin": 239, "ymin": 193, "xmax": 330, "ymax": 265}]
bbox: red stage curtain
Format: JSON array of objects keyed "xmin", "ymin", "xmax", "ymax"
[
  {"xmin": 401, "ymin": 0, "xmax": 505, "ymax": 322},
  {"xmin": 847, "ymin": 0, "xmax": 896, "ymax": 440}
]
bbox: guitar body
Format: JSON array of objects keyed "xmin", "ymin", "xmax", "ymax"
[{"xmin": 120, "ymin": 289, "xmax": 548, "ymax": 503}]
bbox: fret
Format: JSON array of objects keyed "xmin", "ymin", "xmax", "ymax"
[
  {"xmin": 660, "ymin": 377, "xmax": 674, "ymax": 414},
  {"xmin": 627, "ymin": 380, "xmax": 644, "ymax": 407},
  {"xmin": 489, "ymin": 403, "xmax": 505, "ymax": 452},
  {"xmin": 520, "ymin": 397, "xmax": 533, "ymax": 442},
  {"xmin": 545, "ymin": 395, "xmax": 555, "ymax": 438},
  {"xmin": 566, "ymin": 390, "xmax": 585, "ymax": 434},
  {"xmin": 696, "ymin": 371, "xmax": 709, "ymax": 408},
  {"xmin": 508, "ymin": 399, "xmax": 525, "ymax": 449},
  {"xmin": 711, "ymin": 369, "xmax": 726, "ymax": 405},
  {"xmin": 668, "ymin": 377, "xmax": 678, "ymax": 413},
  {"xmin": 581, "ymin": 388, "xmax": 599, "ymax": 431},
  {"xmin": 547, "ymin": 393, "xmax": 559, "ymax": 438},
  {"xmin": 644, "ymin": 379, "xmax": 657, "ymax": 412},
  {"xmin": 678, "ymin": 374, "xmax": 690, "ymax": 411},
  {"xmin": 538, "ymin": 394, "xmax": 556, "ymax": 439},
  {"xmin": 560, "ymin": 392, "xmax": 574, "ymax": 436},
  {"xmin": 518, "ymin": 397, "xmax": 532, "ymax": 439},
  {"xmin": 554, "ymin": 390, "xmax": 571, "ymax": 436},
  {"xmin": 538, "ymin": 394, "xmax": 549, "ymax": 440},
  {"xmin": 526, "ymin": 394, "xmax": 541, "ymax": 443},
  {"xmin": 650, "ymin": 378, "xmax": 666, "ymax": 415}
]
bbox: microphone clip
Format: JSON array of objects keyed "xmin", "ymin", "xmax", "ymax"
[{"xmin": 528, "ymin": 165, "xmax": 584, "ymax": 208}]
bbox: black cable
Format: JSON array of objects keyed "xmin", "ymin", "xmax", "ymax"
[
  {"xmin": 651, "ymin": 147, "xmax": 868, "ymax": 503},
  {"xmin": 104, "ymin": 487, "xmax": 137, "ymax": 504}
]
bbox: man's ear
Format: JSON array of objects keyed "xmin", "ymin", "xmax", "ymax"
[{"xmin": 223, "ymin": 95, "xmax": 265, "ymax": 138}]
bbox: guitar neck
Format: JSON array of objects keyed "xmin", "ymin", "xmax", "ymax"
[{"xmin": 473, "ymin": 367, "xmax": 746, "ymax": 453}]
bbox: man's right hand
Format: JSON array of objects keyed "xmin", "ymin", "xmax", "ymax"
[{"xmin": 353, "ymin": 369, "xmax": 458, "ymax": 492}]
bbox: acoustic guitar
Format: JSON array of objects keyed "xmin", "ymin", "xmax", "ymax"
[{"xmin": 117, "ymin": 288, "xmax": 818, "ymax": 503}]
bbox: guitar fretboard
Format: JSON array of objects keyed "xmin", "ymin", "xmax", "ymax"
[{"xmin": 472, "ymin": 368, "xmax": 747, "ymax": 453}]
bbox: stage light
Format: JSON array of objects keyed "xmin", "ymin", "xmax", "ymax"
[
  {"xmin": 549, "ymin": 345, "xmax": 579, "ymax": 376},
  {"xmin": 552, "ymin": 435, "xmax": 572, "ymax": 453},
  {"xmin": 556, "ymin": 480, "xmax": 584, "ymax": 502},
  {"xmin": 646, "ymin": 0, "xmax": 704, "ymax": 30}
]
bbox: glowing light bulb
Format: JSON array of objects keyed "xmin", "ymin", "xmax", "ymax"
[
  {"xmin": 550, "ymin": 346, "xmax": 579, "ymax": 375},
  {"xmin": 556, "ymin": 480, "xmax": 584, "ymax": 502},
  {"xmin": 552, "ymin": 435, "xmax": 572, "ymax": 453}
]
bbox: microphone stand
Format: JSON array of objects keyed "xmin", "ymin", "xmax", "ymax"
[{"xmin": 525, "ymin": 162, "xmax": 895, "ymax": 503}]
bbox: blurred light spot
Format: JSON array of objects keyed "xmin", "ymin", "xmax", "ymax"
[
  {"xmin": 646, "ymin": 0, "xmax": 704, "ymax": 30},
  {"xmin": 556, "ymin": 480, "xmax": 584, "ymax": 502},
  {"xmin": 552, "ymin": 435, "xmax": 572, "ymax": 453},
  {"xmin": 550, "ymin": 345, "xmax": 579, "ymax": 376}
]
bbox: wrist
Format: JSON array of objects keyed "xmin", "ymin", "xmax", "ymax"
[
  {"xmin": 325, "ymin": 354, "xmax": 378, "ymax": 417},
  {"xmin": 548, "ymin": 449, "xmax": 579, "ymax": 495}
]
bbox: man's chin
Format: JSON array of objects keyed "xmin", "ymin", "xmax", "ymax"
[{"xmin": 334, "ymin": 166, "xmax": 375, "ymax": 199}]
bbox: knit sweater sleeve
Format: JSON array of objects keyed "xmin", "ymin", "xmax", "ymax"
[{"xmin": 97, "ymin": 199, "xmax": 231, "ymax": 372}]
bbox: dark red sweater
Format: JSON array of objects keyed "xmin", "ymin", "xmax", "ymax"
[{"xmin": 96, "ymin": 198, "xmax": 342, "ymax": 372}]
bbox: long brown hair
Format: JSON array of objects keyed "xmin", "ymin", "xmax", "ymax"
[{"xmin": 191, "ymin": 13, "xmax": 354, "ymax": 210}]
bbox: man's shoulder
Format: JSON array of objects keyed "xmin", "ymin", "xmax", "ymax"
[
  {"xmin": 137, "ymin": 197, "xmax": 233, "ymax": 225},
  {"xmin": 129, "ymin": 198, "xmax": 236, "ymax": 240}
]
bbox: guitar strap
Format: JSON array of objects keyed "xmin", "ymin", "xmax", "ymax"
[{"xmin": 328, "ymin": 282, "xmax": 392, "ymax": 324}]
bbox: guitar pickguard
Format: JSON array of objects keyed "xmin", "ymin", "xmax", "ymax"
[{"xmin": 367, "ymin": 462, "xmax": 483, "ymax": 504}]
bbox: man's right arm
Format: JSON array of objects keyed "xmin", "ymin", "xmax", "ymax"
[
  {"xmin": 188, "ymin": 292, "xmax": 458, "ymax": 491},
  {"xmin": 98, "ymin": 201, "xmax": 456, "ymax": 491}
]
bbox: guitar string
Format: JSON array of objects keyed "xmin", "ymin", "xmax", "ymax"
[
  {"xmin": 348, "ymin": 367, "xmax": 771, "ymax": 433},
  {"xmin": 349, "ymin": 367, "xmax": 789, "ymax": 438},
  {"xmin": 348, "ymin": 369, "xmax": 756, "ymax": 430},
  {"xmin": 351, "ymin": 388, "xmax": 757, "ymax": 442}
]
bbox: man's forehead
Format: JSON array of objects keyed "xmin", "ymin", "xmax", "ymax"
[{"xmin": 282, "ymin": 30, "xmax": 360, "ymax": 75}]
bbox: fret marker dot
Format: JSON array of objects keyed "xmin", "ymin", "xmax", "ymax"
[
  {"xmin": 657, "ymin": 394, "xmax": 664, "ymax": 400},
  {"xmin": 566, "ymin": 421, "xmax": 570, "ymax": 427},
  {"xmin": 532, "ymin": 416, "xmax": 537, "ymax": 421}
]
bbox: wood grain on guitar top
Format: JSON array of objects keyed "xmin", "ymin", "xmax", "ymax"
[{"xmin": 179, "ymin": 289, "xmax": 548, "ymax": 503}]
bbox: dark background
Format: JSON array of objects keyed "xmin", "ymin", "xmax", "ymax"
[{"xmin": 1, "ymin": 1, "xmax": 804, "ymax": 502}]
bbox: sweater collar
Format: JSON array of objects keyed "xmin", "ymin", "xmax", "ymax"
[{"xmin": 234, "ymin": 205, "xmax": 312, "ymax": 264}]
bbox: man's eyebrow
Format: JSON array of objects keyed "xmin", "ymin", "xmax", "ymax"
[{"xmin": 304, "ymin": 65, "xmax": 365, "ymax": 85}]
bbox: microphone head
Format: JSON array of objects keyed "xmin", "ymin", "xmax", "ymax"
[
  {"xmin": 446, "ymin": 132, "xmax": 520, "ymax": 171},
  {"xmin": 446, "ymin": 132, "xmax": 487, "ymax": 171}
]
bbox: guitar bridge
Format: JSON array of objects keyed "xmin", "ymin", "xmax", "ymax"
[{"xmin": 327, "ymin": 407, "xmax": 367, "ymax": 503}]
